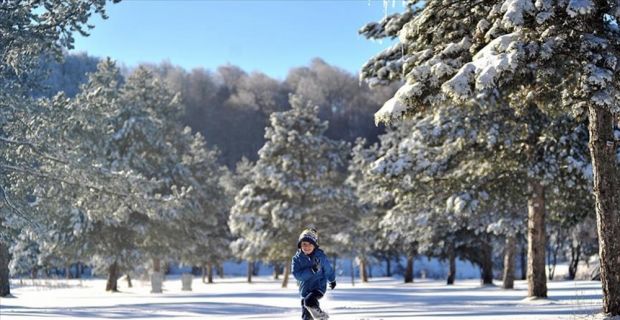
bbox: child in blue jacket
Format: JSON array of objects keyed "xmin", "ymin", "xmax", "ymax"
[{"xmin": 292, "ymin": 228, "xmax": 336, "ymax": 320}]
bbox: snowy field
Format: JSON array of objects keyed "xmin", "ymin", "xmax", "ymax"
[{"xmin": 0, "ymin": 276, "xmax": 612, "ymax": 320}]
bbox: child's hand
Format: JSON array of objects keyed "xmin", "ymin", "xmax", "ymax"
[{"xmin": 311, "ymin": 257, "xmax": 321, "ymax": 273}]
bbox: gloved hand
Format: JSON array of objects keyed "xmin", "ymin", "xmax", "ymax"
[
  {"xmin": 311, "ymin": 257, "xmax": 321, "ymax": 273},
  {"xmin": 329, "ymin": 281, "xmax": 336, "ymax": 290}
]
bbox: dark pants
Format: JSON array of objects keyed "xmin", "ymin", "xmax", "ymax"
[{"xmin": 301, "ymin": 290, "xmax": 323, "ymax": 320}]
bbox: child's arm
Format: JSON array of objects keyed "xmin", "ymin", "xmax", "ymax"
[{"xmin": 292, "ymin": 255, "xmax": 315, "ymax": 282}]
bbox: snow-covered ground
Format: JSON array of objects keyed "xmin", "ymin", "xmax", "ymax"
[{"xmin": 0, "ymin": 276, "xmax": 610, "ymax": 320}]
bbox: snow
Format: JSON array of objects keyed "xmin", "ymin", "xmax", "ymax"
[
  {"xmin": 374, "ymin": 96, "xmax": 408, "ymax": 125},
  {"xmin": 1, "ymin": 277, "xmax": 607, "ymax": 320},
  {"xmin": 442, "ymin": 33, "xmax": 521, "ymax": 99},
  {"xmin": 501, "ymin": 0, "xmax": 535, "ymax": 27},
  {"xmin": 566, "ymin": 0, "xmax": 595, "ymax": 17}
]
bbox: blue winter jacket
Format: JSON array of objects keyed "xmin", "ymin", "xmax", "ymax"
[{"xmin": 291, "ymin": 248, "xmax": 336, "ymax": 297}]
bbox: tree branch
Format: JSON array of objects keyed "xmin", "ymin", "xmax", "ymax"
[
  {"xmin": 1, "ymin": 164, "xmax": 131, "ymax": 199},
  {"xmin": 0, "ymin": 136, "xmax": 68, "ymax": 164},
  {"xmin": 0, "ymin": 183, "xmax": 39, "ymax": 227}
]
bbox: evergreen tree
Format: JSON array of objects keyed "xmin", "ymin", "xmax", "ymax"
[
  {"xmin": 176, "ymin": 132, "xmax": 232, "ymax": 283},
  {"xmin": 65, "ymin": 58, "xmax": 151, "ymax": 291},
  {"xmin": 1, "ymin": 0, "xmax": 119, "ymax": 297},
  {"xmin": 360, "ymin": 0, "xmax": 607, "ymax": 303},
  {"xmin": 229, "ymin": 95, "xmax": 348, "ymax": 287}
]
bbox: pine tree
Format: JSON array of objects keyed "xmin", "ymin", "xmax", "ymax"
[
  {"xmin": 1, "ymin": 0, "xmax": 119, "ymax": 296},
  {"xmin": 65, "ymin": 59, "xmax": 149, "ymax": 291},
  {"xmin": 360, "ymin": 0, "xmax": 609, "ymax": 304},
  {"xmin": 229, "ymin": 95, "xmax": 348, "ymax": 287},
  {"xmin": 175, "ymin": 132, "xmax": 232, "ymax": 283},
  {"xmin": 345, "ymin": 139, "xmax": 389, "ymax": 282}
]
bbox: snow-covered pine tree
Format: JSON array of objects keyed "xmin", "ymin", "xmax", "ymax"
[
  {"xmin": 222, "ymin": 157, "xmax": 258, "ymax": 282},
  {"xmin": 229, "ymin": 95, "xmax": 348, "ymax": 287},
  {"xmin": 345, "ymin": 138, "xmax": 385, "ymax": 283},
  {"xmin": 346, "ymin": 126, "xmax": 425, "ymax": 282},
  {"xmin": 362, "ymin": 90, "xmax": 592, "ymax": 289},
  {"xmin": 65, "ymin": 58, "xmax": 149, "ymax": 292},
  {"xmin": 8, "ymin": 230, "xmax": 40, "ymax": 279},
  {"xmin": 60, "ymin": 59, "xmax": 197, "ymax": 291},
  {"xmin": 368, "ymin": 104, "xmax": 526, "ymax": 286},
  {"xmin": 176, "ymin": 131, "xmax": 232, "ymax": 283},
  {"xmin": 360, "ymin": 0, "xmax": 606, "ymax": 302},
  {"xmin": 104, "ymin": 66, "xmax": 199, "ymax": 284},
  {"xmin": 0, "ymin": 0, "xmax": 119, "ymax": 297}
]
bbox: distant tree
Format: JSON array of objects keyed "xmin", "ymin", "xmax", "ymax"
[
  {"xmin": 285, "ymin": 58, "xmax": 396, "ymax": 143},
  {"xmin": 175, "ymin": 132, "xmax": 232, "ymax": 283},
  {"xmin": 345, "ymin": 138, "xmax": 395, "ymax": 282},
  {"xmin": 32, "ymin": 52, "xmax": 101, "ymax": 98}
]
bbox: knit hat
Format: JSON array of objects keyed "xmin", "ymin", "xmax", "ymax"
[{"xmin": 297, "ymin": 228, "xmax": 319, "ymax": 248}]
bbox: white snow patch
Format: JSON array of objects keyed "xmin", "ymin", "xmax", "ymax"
[{"xmin": 2, "ymin": 277, "xmax": 605, "ymax": 320}]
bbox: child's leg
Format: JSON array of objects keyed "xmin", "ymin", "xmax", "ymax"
[
  {"xmin": 303, "ymin": 290, "xmax": 324, "ymax": 311},
  {"xmin": 303, "ymin": 290, "xmax": 329, "ymax": 319},
  {"xmin": 301, "ymin": 298, "xmax": 312, "ymax": 320}
]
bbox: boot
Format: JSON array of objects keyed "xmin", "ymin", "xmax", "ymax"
[{"xmin": 305, "ymin": 306, "xmax": 329, "ymax": 320}]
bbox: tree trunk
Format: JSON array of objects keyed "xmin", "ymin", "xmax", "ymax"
[
  {"xmin": 31, "ymin": 266, "xmax": 38, "ymax": 280},
  {"xmin": 520, "ymin": 237, "xmax": 527, "ymax": 280},
  {"xmin": 0, "ymin": 240, "xmax": 11, "ymax": 297},
  {"xmin": 386, "ymin": 257, "xmax": 392, "ymax": 277},
  {"xmin": 202, "ymin": 262, "xmax": 207, "ymax": 283},
  {"xmin": 208, "ymin": 262, "xmax": 214, "ymax": 283},
  {"xmin": 404, "ymin": 254, "xmax": 414, "ymax": 283},
  {"xmin": 547, "ymin": 228, "xmax": 563, "ymax": 281},
  {"xmin": 106, "ymin": 261, "xmax": 119, "ymax": 292},
  {"xmin": 273, "ymin": 262, "xmax": 280, "ymax": 280},
  {"xmin": 568, "ymin": 244, "xmax": 581, "ymax": 281},
  {"xmin": 447, "ymin": 241, "xmax": 456, "ymax": 285},
  {"xmin": 503, "ymin": 235, "xmax": 516, "ymax": 289},
  {"xmin": 547, "ymin": 247, "xmax": 557, "ymax": 281},
  {"xmin": 66, "ymin": 264, "xmax": 72, "ymax": 279},
  {"xmin": 350, "ymin": 258, "xmax": 355, "ymax": 286},
  {"xmin": 360, "ymin": 257, "xmax": 368, "ymax": 283},
  {"xmin": 217, "ymin": 264, "xmax": 224, "ymax": 278},
  {"xmin": 281, "ymin": 261, "xmax": 290, "ymax": 288},
  {"xmin": 588, "ymin": 106, "xmax": 620, "ymax": 315},
  {"xmin": 252, "ymin": 261, "xmax": 259, "ymax": 276},
  {"xmin": 481, "ymin": 240, "xmax": 494, "ymax": 286},
  {"xmin": 126, "ymin": 274, "xmax": 133, "ymax": 288},
  {"xmin": 75, "ymin": 262, "xmax": 82, "ymax": 279},
  {"xmin": 153, "ymin": 258, "xmax": 161, "ymax": 273},
  {"xmin": 527, "ymin": 179, "xmax": 547, "ymax": 298},
  {"xmin": 247, "ymin": 261, "xmax": 253, "ymax": 283}
]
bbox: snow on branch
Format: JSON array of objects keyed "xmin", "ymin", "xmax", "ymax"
[
  {"xmin": 501, "ymin": 0, "xmax": 535, "ymax": 28},
  {"xmin": 375, "ymin": 96, "xmax": 408, "ymax": 125},
  {"xmin": 0, "ymin": 183, "xmax": 39, "ymax": 227},
  {"xmin": 359, "ymin": 7, "xmax": 416, "ymax": 40},
  {"xmin": 442, "ymin": 33, "xmax": 522, "ymax": 101},
  {"xmin": 566, "ymin": 0, "xmax": 595, "ymax": 17},
  {"xmin": 0, "ymin": 136, "xmax": 68, "ymax": 164}
]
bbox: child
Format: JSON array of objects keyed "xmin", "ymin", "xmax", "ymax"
[{"xmin": 292, "ymin": 228, "xmax": 336, "ymax": 320}]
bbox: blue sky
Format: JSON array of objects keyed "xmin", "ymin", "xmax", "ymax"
[{"xmin": 71, "ymin": 0, "xmax": 403, "ymax": 80}]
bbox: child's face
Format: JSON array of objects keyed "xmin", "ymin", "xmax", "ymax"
[{"xmin": 300, "ymin": 241, "xmax": 315, "ymax": 255}]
